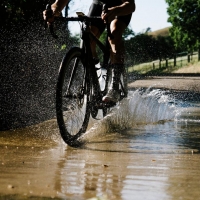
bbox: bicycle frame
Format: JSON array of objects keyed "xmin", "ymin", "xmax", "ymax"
[
  {"xmin": 50, "ymin": 12, "xmax": 128, "ymax": 146},
  {"xmin": 79, "ymin": 21, "xmax": 111, "ymax": 100},
  {"xmin": 51, "ymin": 15, "xmax": 109, "ymax": 101},
  {"xmin": 53, "ymin": 14, "xmax": 126, "ymax": 106}
]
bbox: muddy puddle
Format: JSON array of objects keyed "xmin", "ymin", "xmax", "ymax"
[{"xmin": 1, "ymin": 88, "xmax": 200, "ymax": 200}]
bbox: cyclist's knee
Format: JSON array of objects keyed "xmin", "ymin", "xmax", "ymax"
[{"xmin": 109, "ymin": 20, "xmax": 126, "ymax": 40}]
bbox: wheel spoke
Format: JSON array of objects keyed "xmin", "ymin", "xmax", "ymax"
[{"xmin": 56, "ymin": 48, "xmax": 91, "ymax": 144}]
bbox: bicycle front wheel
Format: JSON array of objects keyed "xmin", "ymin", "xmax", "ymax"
[{"xmin": 56, "ymin": 47, "xmax": 90, "ymax": 146}]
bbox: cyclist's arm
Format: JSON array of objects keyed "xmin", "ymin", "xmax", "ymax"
[
  {"xmin": 118, "ymin": 0, "xmax": 136, "ymax": 15},
  {"xmin": 51, "ymin": 0, "xmax": 69, "ymax": 16},
  {"xmin": 43, "ymin": 0, "xmax": 69, "ymax": 22},
  {"xmin": 101, "ymin": 0, "xmax": 136, "ymax": 22}
]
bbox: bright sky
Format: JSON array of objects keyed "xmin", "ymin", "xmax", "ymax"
[{"xmin": 67, "ymin": 0, "xmax": 171, "ymax": 34}]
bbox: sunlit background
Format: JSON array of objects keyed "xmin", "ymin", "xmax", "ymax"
[{"xmin": 67, "ymin": 0, "xmax": 171, "ymax": 34}]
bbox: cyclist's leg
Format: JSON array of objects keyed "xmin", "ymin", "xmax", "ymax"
[
  {"xmin": 109, "ymin": 19, "xmax": 126, "ymax": 64},
  {"xmin": 102, "ymin": 19, "xmax": 128, "ymax": 103}
]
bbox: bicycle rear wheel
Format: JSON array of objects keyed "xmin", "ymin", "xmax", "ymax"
[{"xmin": 56, "ymin": 47, "xmax": 90, "ymax": 147}]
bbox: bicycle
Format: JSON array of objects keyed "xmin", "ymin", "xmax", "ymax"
[{"xmin": 46, "ymin": 4, "xmax": 128, "ymax": 147}]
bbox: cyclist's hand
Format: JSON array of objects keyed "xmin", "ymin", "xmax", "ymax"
[
  {"xmin": 43, "ymin": 4, "xmax": 61, "ymax": 25},
  {"xmin": 101, "ymin": 7, "xmax": 118, "ymax": 23}
]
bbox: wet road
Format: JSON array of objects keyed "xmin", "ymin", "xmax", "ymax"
[{"xmin": 1, "ymin": 77, "xmax": 200, "ymax": 200}]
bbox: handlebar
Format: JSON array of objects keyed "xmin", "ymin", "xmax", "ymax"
[
  {"xmin": 55, "ymin": 16, "xmax": 101, "ymax": 22},
  {"xmin": 45, "ymin": 15, "xmax": 102, "ymax": 39},
  {"xmin": 44, "ymin": 4, "xmax": 113, "ymax": 39}
]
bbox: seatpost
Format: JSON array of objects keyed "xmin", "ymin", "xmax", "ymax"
[{"xmin": 102, "ymin": 4, "xmax": 113, "ymax": 39}]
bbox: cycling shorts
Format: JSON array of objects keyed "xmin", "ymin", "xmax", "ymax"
[{"xmin": 87, "ymin": 1, "xmax": 132, "ymax": 34}]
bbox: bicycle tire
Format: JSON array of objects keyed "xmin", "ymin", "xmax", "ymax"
[{"xmin": 56, "ymin": 47, "xmax": 91, "ymax": 147}]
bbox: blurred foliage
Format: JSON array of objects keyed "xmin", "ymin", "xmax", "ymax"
[
  {"xmin": 0, "ymin": 0, "xmax": 51, "ymax": 28},
  {"xmin": 166, "ymin": 0, "xmax": 200, "ymax": 52},
  {"xmin": 0, "ymin": 0, "xmax": 182, "ymax": 65},
  {"xmin": 96, "ymin": 26, "xmax": 176, "ymax": 65},
  {"xmin": 123, "ymin": 26, "xmax": 135, "ymax": 40},
  {"xmin": 125, "ymin": 33, "xmax": 176, "ymax": 65},
  {"xmin": 0, "ymin": 0, "xmax": 77, "ymax": 51}
]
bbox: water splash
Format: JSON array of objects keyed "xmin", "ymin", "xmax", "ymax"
[
  {"xmin": 0, "ymin": 21, "xmax": 78, "ymax": 130},
  {"xmin": 79, "ymin": 88, "xmax": 182, "ymax": 143}
]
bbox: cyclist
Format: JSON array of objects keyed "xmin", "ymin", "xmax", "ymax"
[{"xmin": 43, "ymin": 0, "xmax": 136, "ymax": 103}]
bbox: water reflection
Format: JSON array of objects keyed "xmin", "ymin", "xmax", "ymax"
[{"xmin": 55, "ymin": 119, "xmax": 200, "ymax": 200}]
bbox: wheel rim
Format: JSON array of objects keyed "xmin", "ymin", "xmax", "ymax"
[{"xmin": 58, "ymin": 54, "xmax": 90, "ymax": 137}]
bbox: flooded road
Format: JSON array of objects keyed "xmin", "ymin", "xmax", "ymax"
[{"xmin": 1, "ymin": 78, "xmax": 200, "ymax": 200}]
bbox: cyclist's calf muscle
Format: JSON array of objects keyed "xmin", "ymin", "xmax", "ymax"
[{"xmin": 109, "ymin": 19, "xmax": 127, "ymax": 64}]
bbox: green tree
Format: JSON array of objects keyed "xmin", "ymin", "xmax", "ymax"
[
  {"xmin": 124, "ymin": 31, "xmax": 176, "ymax": 65},
  {"xmin": 156, "ymin": 35, "xmax": 175, "ymax": 60},
  {"xmin": 123, "ymin": 26, "xmax": 135, "ymax": 40},
  {"xmin": 166, "ymin": 0, "xmax": 200, "ymax": 53}
]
